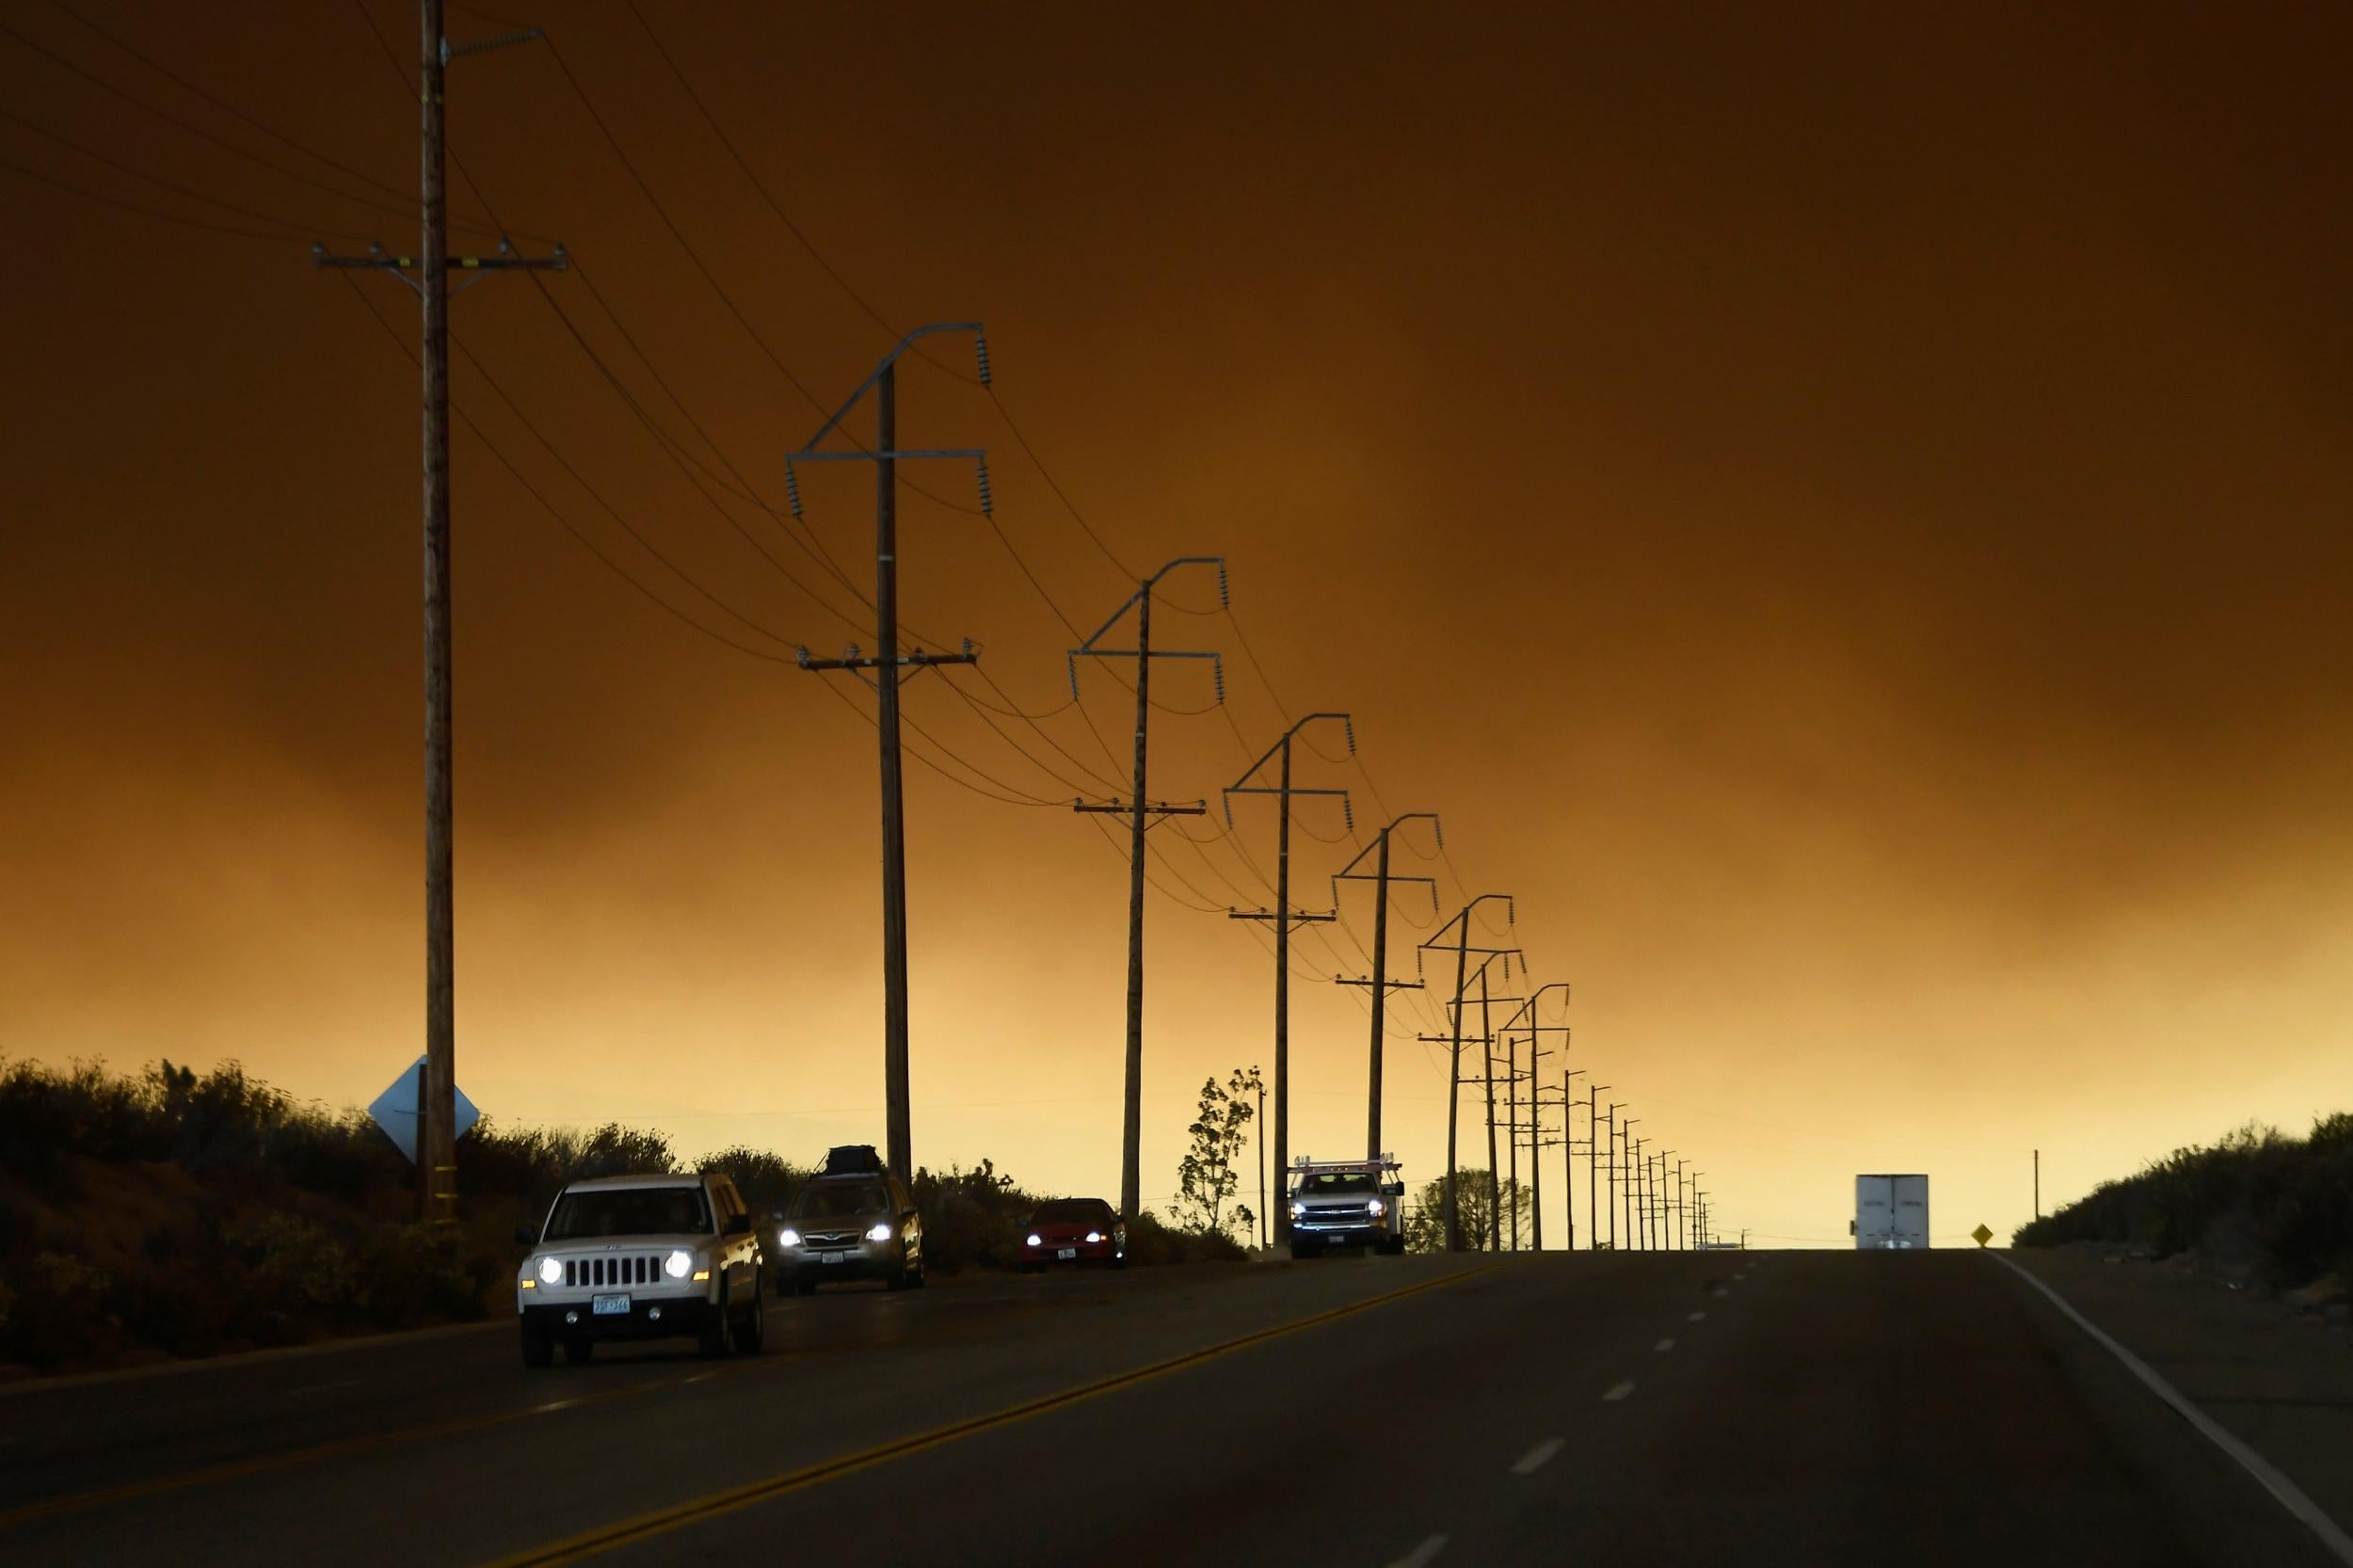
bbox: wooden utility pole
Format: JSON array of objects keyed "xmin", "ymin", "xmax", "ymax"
[
  {"xmin": 312, "ymin": 7, "xmax": 564, "ymax": 1221},
  {"xmin": 1417, "ymin": 895, "xmax": 1511, "ymax": 1252},
  {"xmin": 1496, "ymin": 980, "xmax": 1568, "ymax": 1251},
  {"xmin": 788, "ymin": 324, "xmax": 993, "ymax": 1189},
  {"xmin": 1257, "ymin": 1071, "xmax": 1267, "ymax": 1249},
  {"xmin": 1622, "ymin": 1122, "xmax": 1641, "ymax": 1249},
  {"xmin": 1070, "ymin": 558, "xmax": 1225, "ymax": 1223},
  {"xmin": 1588, "ymin": 1087, "xmax": 1609, "ymax": 1250},
  {"xmin": 417, "ymin": 0, "xmax": 454, "ymax": 1224},
  {"xmin": 1334, "ymin": 814, "xmax": 1439, "ymax": 1162},
  {"xmin": 1480, "ymin": 968, "xmax": 1503, "ymax": 1250},
  {"xmin": 1225, "ymin": 713, "xmax": 1352, "ymax": 1248}
]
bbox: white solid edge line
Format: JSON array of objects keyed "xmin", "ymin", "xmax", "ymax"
[
  {"xmin": 1510, "ymin": 1437, "xmax": 1565, "ymax": 1476},
  {"xmin": 1990, "ymin": 1253, "xmax": 2353, "ymax": 1566},
  {"xmin": 1387, "ymin": 1532, "xmax": 1449, "ymax": 1568},
  {"xmin": 1602, "ymin": 1380, "xmax": 1636, "ymax": 1401},
  {"xmin": 1655, "ymin": 1337, "xmax": 1676, "ymax": 1352}
]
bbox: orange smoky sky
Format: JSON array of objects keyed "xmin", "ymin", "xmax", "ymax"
[{"xmin": 3, "ymin": 2, "xmax": 2349, "ymax": 1247}]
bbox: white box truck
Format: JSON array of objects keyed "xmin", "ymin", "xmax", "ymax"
[{"xmin": 1854, "ymin": 1174, "xmax": 1929, "ymax": 1249}]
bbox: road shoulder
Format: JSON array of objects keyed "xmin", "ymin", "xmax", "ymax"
[{"xmin": 2006, "ymin": 1247, "xmax": 2353, "ymax": 1551}]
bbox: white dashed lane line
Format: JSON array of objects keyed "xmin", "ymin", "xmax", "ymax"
[
  {"xmin": 1687, "ymin": 1310, "xmax": 1706, "ymax": 1321},
  {"xmin": 1510, "ymin": 1437, "xmax": 1565, "ymax": 1476},
  {"xmin": 1712, "ymin": 1288, "xmax": 1728, "ymax": 1298},
  {"xmin": 1603, "ymin": 1381, "xmax": 1637, "ymax": 1401},
  {"xmin": 1387, "ymin": 1532, "xmax": 1449, "ymax": 1568},
  {"xmin": 1654, "ymin": 1337, "xmax": 1676, "ymax": 1352}
]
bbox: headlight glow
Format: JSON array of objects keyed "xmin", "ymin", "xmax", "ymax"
[
  {"xmin": 1026, "ymin": 1233, "xmax": 1043, "ymax": 1247},
  {"xmin": 779, "ymin": 1227, "xmax": 801, "ymax": 1247},
  {"xmin": 865, "ymin": 1222, "xmax": 893, "ymax": 1242},
  {"xmin": 1369, "ymin": 1198, "xmax": 1386, "ymax": 1217},
  {"xmin": 536, "ymin": 1256, "xmax": 563, "ymax": 1286},
  {"xmin": 1085, "ymin": 1231, "xmax": 1102, "ymax": 1243},
  {"xmin": 1289, "ymin": 1202, "xmax": 1304, "ymax": 1220},
  {"xmin": 664, "ymin": 1249, "xmax": 692, "ymax": 1279}
]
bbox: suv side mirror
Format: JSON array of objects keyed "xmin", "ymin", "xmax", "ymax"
[
  {"xmin": 514, "ymin": 1224, "xmax": 537, "ymax": 1246},
  {"xmin": 1382, "ymin": 1182, "xmax": 1404, "ymax": 1197},
  {"xmin": 724, "ymin": 1212, "xmax": 752, "ymax": 1236}
]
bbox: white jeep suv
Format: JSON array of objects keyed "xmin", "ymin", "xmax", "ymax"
[{"xmin": 516, "ymin": 1171, "xmax": 765, "ymax": 1368}]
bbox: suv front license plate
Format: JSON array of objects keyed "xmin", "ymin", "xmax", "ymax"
[
  {"xmin": 1056, "ymin": 1248, "xmax": 1078, "ymax": 1260},
  {"xmin": 591, "ymin": 1294, "xmax": 631, "ymax": 1316},
  {"xmin": 821, "ymin": 1251, "xmax": 846, "ymax": 1265}
]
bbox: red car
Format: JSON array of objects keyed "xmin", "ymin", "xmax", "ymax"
[{"xmin": 1018, "ymin": 1197, "xmax": 1126, "ymax": 1271}]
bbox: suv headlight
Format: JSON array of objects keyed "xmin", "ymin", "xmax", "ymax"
[
  {"xmin": 1085, "ymin": 1231, "xmax": 1102, "ymax": 1243},
  {"xmin": 779, "ymin": 1227, "xmax": 802, "ymax": 1247},
  {"xmin": 536, "ymin": 1256, "xmax": 563, "ymax": 1286},
  {"xmin": 1289, "ymin": 1202, "xmax": 1304, "ymax": 1220},
  {"xmin": 1369, "ymin": 1198, "xmax": 1386, "ymax": 1217},
  {"xmin": 865, "ymin": 1222, "xmax": 894, "ymax": 1242},
  {"xmin": 664, "ymin": 1250, "xmax": 693, "ymax": 1279}
]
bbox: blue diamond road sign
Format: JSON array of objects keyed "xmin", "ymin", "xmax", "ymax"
[{"xmin": 367, "ymin": 1055, "xmax": 480, "ymax": 1165}]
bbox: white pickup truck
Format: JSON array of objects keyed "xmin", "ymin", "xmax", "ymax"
[{"xmin": 1287, "ymin": 1155, "xmax": 1407, "ymax": 1257}]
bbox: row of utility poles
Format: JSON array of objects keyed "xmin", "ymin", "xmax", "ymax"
[{"xmin": 344, "ymin": 6, "xmax": 1727, "ymax": 1243}]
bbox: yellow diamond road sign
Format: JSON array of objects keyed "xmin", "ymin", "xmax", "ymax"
[{"xmin": 1972, "ymin": 1224, "xmax": 1994, "ymax": 1247}]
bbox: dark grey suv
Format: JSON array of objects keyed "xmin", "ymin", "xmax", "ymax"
[{"xmin": 774, "ymin": 1169, "xmax": 925, "ymax": 1293}]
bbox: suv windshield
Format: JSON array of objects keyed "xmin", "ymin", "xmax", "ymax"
[
  {"xmin": 793, "ymin": 1182, "xmax": 889, "ymax": 1219},
  {"xmin": 545, "ymin": 1186, "xmax": 710, "ymax": 1240},
  {"xmin": 1032, "ymin": 1199, "xmax": 1112, "ymax": 1224},
  {"xmin": 1292, "ymin": 1172, "xmax": 1378, "ymax": 1197}
]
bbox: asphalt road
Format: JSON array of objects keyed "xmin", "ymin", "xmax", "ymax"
[{"xmin": 3, "ymin": 1250, "xmax": 2345, "ymax": 1567}]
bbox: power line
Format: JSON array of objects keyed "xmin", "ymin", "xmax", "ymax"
[
  {"xmin": 2, "ymin": 105, "xmax": 370, "ymax": 242},
  {"xmin": 0, "ymin": 13, "xmax": 502, "ymax": 240},
  {"xmin": 1, "ymin": 149, "xmax": 307, "ymax": 243},
  {"xmin": 45, "ymin": 0, "xmax": 519, "ymax": 235},
  {"xmin": 335, "ymin": 271, "xmax": 805, "ymax": 664}
]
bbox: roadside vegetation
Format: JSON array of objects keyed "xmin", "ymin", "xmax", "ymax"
[
  {"xmin": 0, "ymin": 1054, "xmax": 1239, "ymax": 1378},
  {"xmin": 1402, "ymin": 1168, "xmax": 1530, "ymax": 1254},
  {"xmin": 2012, "ymin": 1112, "xmax": 2353, "ymax": 1293}
]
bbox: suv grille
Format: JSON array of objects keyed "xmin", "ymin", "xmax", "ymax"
[
  {"xmin": 564, "ymin": 1255, "xmax": 662, "ymax": 1288},
  {"xmin": 1300, "ymin": 1208, "xmax": 1372, "ymax": 1228}
]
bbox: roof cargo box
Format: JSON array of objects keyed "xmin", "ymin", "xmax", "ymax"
[{"xmin": 823, "ymin": 1144, "xmax": 884, "ymax": 1176}]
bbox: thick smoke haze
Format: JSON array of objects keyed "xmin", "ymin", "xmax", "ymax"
[{"xmin": 4, "ymin": 2, "xmax": 2347, "ymax": 1247}]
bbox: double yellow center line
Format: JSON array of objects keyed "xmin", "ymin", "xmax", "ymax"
[{"xmin": 482, "ymin": 1262, "xmax": 1500, "ymax": 1568}]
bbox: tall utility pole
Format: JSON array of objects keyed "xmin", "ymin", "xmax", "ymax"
[
  {"xmin": 1498, "ymin": 982, "xmax": 1570, "ymax": 1251},
  {"xmin": 1256, "ymin": 1072, "xmax": 1268, "ymax": 1249},
  {"xmin": 1225, "ymin": 713, "xmax": 1353, "ymax": 1248},
  {"xmin": 1417, "ymin": 895, "xmax": 1512, "ymax": 1252},
  {"xmin": 1588, "ymin": 1084, "xmax": 1610, "ymax": 1251},
  {"xmin": 1560, "ymin": 1066, "xmax": 1586, "ymax": 1252},
  {"xmin": 1651, "ymin": 1151, "xmax": 1668, "ymax": 1251},
  {"xmin": 2034, "ymin": 1148, "xmax": 2041, "ymax": 1219},
  {"xmin": 312, "ymin": 7, "xmax": 563, "ymax": 1222},
  {"xmin": 1334, "ymin": 814, "xmax": 1441, "ymax": 1161},
  {"xmin": 1622, "ymin": 1121, "xmax": 1641, "ymax": 1249},
  {"xmin": 1068, "ymin": 558, "xmax": 1227, "ymax": 1222},
  {"xmin": 788, "ymin": 326, "xmax": 993, "ymax": 1191}
]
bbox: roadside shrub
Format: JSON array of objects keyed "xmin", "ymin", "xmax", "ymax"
[
  {"xmin": 698, "ymin": 1146, "xmax": 809, "ymax": 1219},
  {"xmin": 3, "ymin": 1251, "xmax": 117, "ymax": 1367},
  {"xmin": 356, "ymin": 1224, "xmax": 485, "ymax": 1328},
  {"xmin": 912, "ymin": 1160, "xmax": 1038, "ymax": 1275},
  {"xmin": 1128, "ymin": 1211, "xmax": 1246, "ymax": 1267},
  {"xmin": 227, "ymin": 1214, "xmax": 364, "ymax": 1319},
  {"xmin": 2015, "ymin": 1112, "xmax": 2353, "ymax": 1290}
]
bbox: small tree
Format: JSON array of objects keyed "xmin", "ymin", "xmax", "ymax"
[
  {"xmin": 1403, "ymin": 1169, "xmax": 1529, "ymax": 1254},
  {"xmin": 1173, "ymin": 1066, "xmax": 1259, "ymax": 1239}
]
